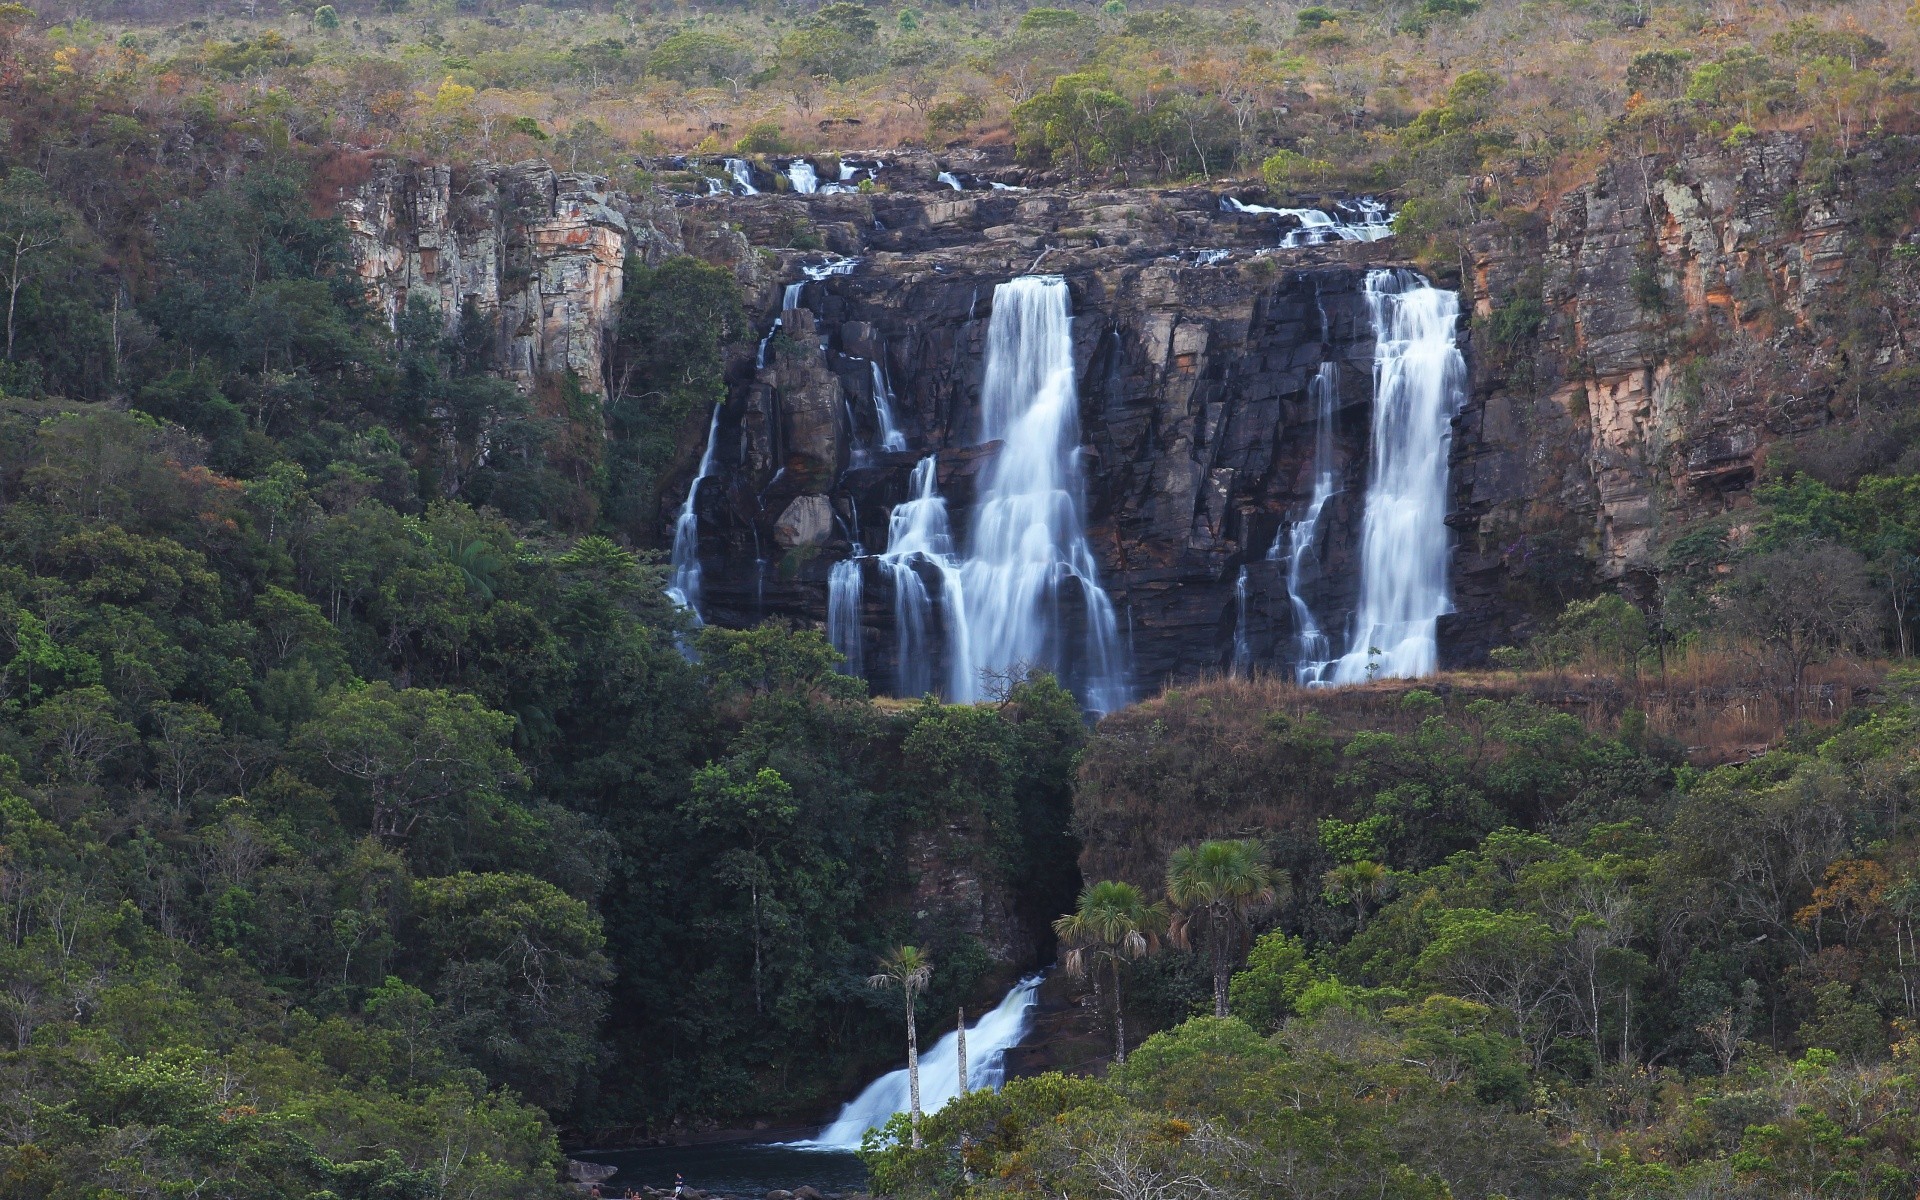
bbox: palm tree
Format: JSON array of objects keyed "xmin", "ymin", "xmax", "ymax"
[
  {"xmin": 1323, "ymin": 859, "xmax": 1392, "ymax": 931},
  {"xmin": 869, "ymin": 945, "xmax": 934, "ymax": 1148},
  {"xmin": 1053, "ymin": 880, "xmax": 1166, "ymax": 1065},
  {"xmin": 1166, "ymin": 839, "xmax": 1281, "ymax": 1018}
]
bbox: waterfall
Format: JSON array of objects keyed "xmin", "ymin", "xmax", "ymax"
[
  {"xmin": 869, "ymin": 361, "xmax": 909, "ymax": 453},
  {"xmin": 726, "ymin": 158, "xmax": 759, "ymax": 195},
  {"xmin": 788, "ymin": 975, "xmax": 1042, "ymax": 1152},
  {"xmin": 828, "ymin": 554, "xmax": 865, "ymax": 677},
  {"xmin": 879, "ymin": 456, "xmax": 971, "ymax": 699},
  {"xmin": 937, "ymin": 171, "xmax": 964, "ymax": 191},
  {"xmin": 788, "ymin": 159, "xmax": 820, "ymax": 194},
  {"xmin": 1327, "ymin": 270, "xmax": 1464, "ymax": 683},
  {"xmin": 666, "ymin": 404, "xmax": 725, "ymax": 622},
  {"xmin": 1220, "ymin": 196, "xmax": 1394, "ymax": 247},
  {"xmin": 957, "ymin": 276, "xmax": 1127, "ymax": 713},
  {"xmin": 1230, "ymin": 566, "xmax": 1252, "ymax": 676},
  {"xmin": 1280, "ymin": 362, "xmax": 1341, "ymax": 684}
]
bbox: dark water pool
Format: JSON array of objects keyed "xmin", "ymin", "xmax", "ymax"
[{"xmin": 572, "ymin": 1142, "xmax": 867, "ymax": 1196}]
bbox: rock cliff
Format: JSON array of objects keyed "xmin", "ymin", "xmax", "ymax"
[
  {"xmin": 337, "ymin": 134, "xmax": 1920, "ymax": 696},
  {"xmin": 1455, "ymin": 131, "xmax": 1920, "ymax": 636}
]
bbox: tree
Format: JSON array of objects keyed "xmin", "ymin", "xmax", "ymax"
[
  {"xmin": 294, "ymin": 684, "xmax": 523, "ymax": 851},
  {"xmin": 1054, "ymin": 881, "xmax": 1165, "ymax": 1064},
  {"xmin": 869, "ymin": 945, "xmax": 935, "ymax": 1148},
  {"xmin": 1322, "ymin": 859, "xmax": 1391, "ymax": 930},
  {"xmin": 1721, "ymin": 540, "xmax": 1880, "ymax": 717},
  {"xmin": 1165, "ymin": 839, "xmax": 1280, "ymax": 1018},
  {"xmin": 0, "ymin": 169, "xmax": 72, "ymax": 363}
]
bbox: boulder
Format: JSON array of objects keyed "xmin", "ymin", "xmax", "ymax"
[{"xmin": 773, "ymin": 495, "xmax": 834, "ymax": 549}]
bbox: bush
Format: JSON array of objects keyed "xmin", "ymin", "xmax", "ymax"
[{"xmin": 733, "ymin": 121, "xmax": 793, "ymax": 155}]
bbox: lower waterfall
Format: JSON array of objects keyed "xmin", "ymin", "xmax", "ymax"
[
  {"xmin": 666, "ymin": 404, "xmax": 724, "ymax": 623},
  {"xmin": 958, "ymin": 276, "xmax": 1128, "ymax": 713},
  {"xmin": 788, "ymin": 975, "xmax": 1042, "ymax": 1152},
  {"xmin": 1328, "ymin": 270, "xmax": 1465, "ymax": 683}
]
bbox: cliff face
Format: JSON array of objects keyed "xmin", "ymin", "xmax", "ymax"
[
  {"xmin": 1454, "ymin": 131, "xmax": 1920, "ymax": 638},
  {"xmin": 342, "ymin": 159, "xmax": 685, "ymax": 393},
  {"xmin": 338, "ymin": 135, "xmax": 1920, "ymax": 696}
]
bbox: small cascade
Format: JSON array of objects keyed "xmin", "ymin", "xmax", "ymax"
[
  {"xmin": 789, "ymin": 975, "xmax": 1042, "ymax": 1152},
  {"xmin": 1328, "ymin": 270, "xmax": 1465, "ymax": 683},
  {"xmin": 726, "ymin": 158, "xmax": 759, "ymax": 195},
  {"xmin": 704, "ymin": 176, "xmax": 727, "ymax": 195},
  {"xmin": 1220, "ymin": 195, "xmax": 1395, "ymax": 246},
  {"xmin": 879, "ymin": 455, "xmax": 971, "ymax": 699},
  {"xmin": 869, "ymin": 361, "xmax": 909, "ymax": 453},
  {"xmin": 666, "ymin": 404, "xmax": 726, "ymax": 622},
  {"xmin": 959, "ymin": 276, "xmax": 1128, "ymax": 713},
  {"xmin": 1281, "ymin": 362, "xmax": 1341, "ymax": 684},
  {"xmin": 828, "ymin": 553, "xmax": 865, "ymax": 677},
  {"xmin": 937, "ymin": 171, "xmax": 964, "ymax": 191},
  {"xmin": 788, "ymin": 159, "xmax": 820, "ymax": 194},
  {"xmin": 758, "ymin": 258, "xmax": 861, "ymax": 368},
  {"xmin": 1230, "ymin": 566, "xmax": 1252, "ymax": 676}
]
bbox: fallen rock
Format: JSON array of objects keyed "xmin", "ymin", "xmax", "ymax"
[{"xmin": 567, "ymin": 1160, "xmax": 619, "ymax": 1184}]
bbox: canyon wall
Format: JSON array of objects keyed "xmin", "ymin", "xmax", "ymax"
[{"xmin": 336, "ymin": 132, "xmax": 1920, "ymax": 698}]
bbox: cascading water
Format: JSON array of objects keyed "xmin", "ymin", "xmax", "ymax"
[
  {"xmin": 869, "ymin": 361, "xmax": 909, "ymax": 453},
  {"xmin": 1230, "ymin": 566, "xmax": 1252, "ymax": 675},
  {"xmin": 1280, "ymin": 362, "xmax": 1341, "ymax": 683},
  {"xmin": 666, "ymin": 404, "xmax": 725, "ymax": 622},
  {"xmin": 958, "ymin": 276, "xmax": 1128, "ymax": 713},
  {"xmin": 1327, "ymin": 270, "xmax": 1465, "ymax": 683},
  {"xmin": 879, "ymin": 456, "xmax": 972, "ymax": 699},
  {"xmin": 937, "ymin": 171, "xmax": 964, "ymax": 191},
  {"xmin": 828, "ymin": 554, "xmax": 865, "ymax": 677},
  {"xmin": 1221, "ymin": 196, "xmax": 1394, "ymax": 246},
  {"xmin": 726, "ymin": 158, "xmax": 759, "ymax": 195},
  {"xmin": 788, "ymin": 975, "xmax": 1042, "ymax": 1152},
  {"xmin": 788, "ymin": 159, "xmax": 820, "ymax": 194}
]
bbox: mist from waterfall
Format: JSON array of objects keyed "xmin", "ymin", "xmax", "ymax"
[
  {"xmin": 1328, "ymin": 270, "xmax": 1465, "ymax": 683},
  {"xmin": 788, "ymin": 975, "xmax": 1042, "ymax": 1152},
  {"xmin": 665, "ymin": 404, "xmax": 725, "ymax": 623},
  {"xmin": 958, "ymin": 276, "xmax": 1128, "ymax": 713}
]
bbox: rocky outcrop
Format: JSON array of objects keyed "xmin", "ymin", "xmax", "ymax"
[
  {"xmin": 341, "ymin": 159, "xmax": 685, "ymax": 394},
  {"xmin": 1455, "ymin": 131, "xmax": 1920, "ymax": 639}
]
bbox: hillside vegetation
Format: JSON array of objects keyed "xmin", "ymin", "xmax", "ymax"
[{"xmin": 3, "ymin": 0, "xmax": 1920, "ymax": 1194}]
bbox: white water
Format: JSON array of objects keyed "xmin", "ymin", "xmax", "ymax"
[
  {"xmin": 1281, "ymin": 362, "xmax": 1341, "ymax": 683},
  {"xmin": 937, "ymin": 171, "xmax": 964, "ymax": 191},
  {"xmin": 1222, "ymin": 195, "xmax": 1394, "ymax": 247},
  {"xmin": 1230, "ymin": 566, "xmax": 1252, "ymax": 676},
  {"xmin": 828, "ymin": 554, "xmax": 865, "ymax": 676},
  {"xmin": 788, "ymin": 159, "xmax": 820, "ymax": 194},
  {"xmin": 957, "ymin": 276, "xmax": 1128, "ymax": 713},
  {"xmin": 789, "ymin": 975, "xmax": 1042, "ymax": 1152},
  {"xmin": 869, "ymin": 361, "xmax": 909, "ymax": 453},
  {"xmin": 666, "ymin": 404, "xmax": 725, "ymax": 622},
  {"xmin": 759, "ymin": 258, "xmax": 861, "ymax": 368},
  {"xmin": 726, "ymin": 158, "xmax": 759, "ymax": 195},
  {"xmin": 1327, "ymin": 270, "xmax": 1464, "ymax": 683},
  {"xmin": 880, "ymin": 456, "xmax": 972, "ymax": 699}
]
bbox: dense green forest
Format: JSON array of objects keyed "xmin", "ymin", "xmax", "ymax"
[{"xmin": 4, "ymin": 0, "xmax": 1920, "ymax": 1193}]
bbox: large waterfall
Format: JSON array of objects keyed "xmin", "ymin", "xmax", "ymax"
[
  {"xmin": 1327, "ymin": 270, "xmax": 1465, "ymax": 683},
  {"xmin": 958, "ymin": 276, "xmax": 1128, "ymax": 712},
  {"xmin": 789, "ymin": 975, "xmax": 1042, "ymax": 1152},
  {"xmin": 881, "ymin": 456, "xmax": 971, "ymax": 699}
]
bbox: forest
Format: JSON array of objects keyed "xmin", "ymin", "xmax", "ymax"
[{"xmin": 1, "ymin": 0, "xmax": 1920, "ymax": 1193}]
